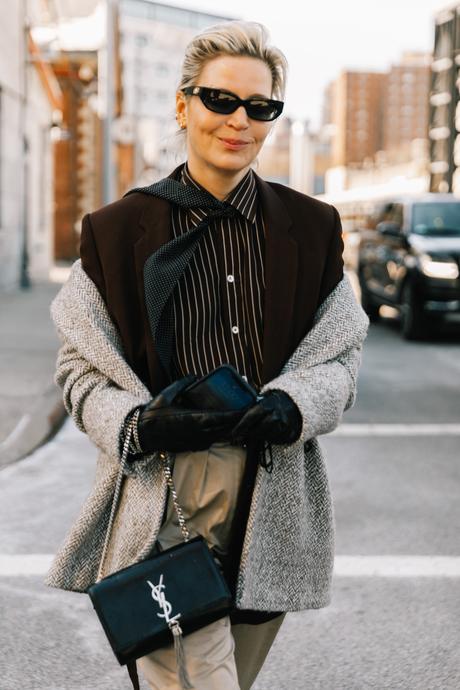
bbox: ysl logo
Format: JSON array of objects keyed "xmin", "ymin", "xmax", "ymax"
[{"xmin": 147, "ymin": 574, "xmax": 181, "ymax": 625}]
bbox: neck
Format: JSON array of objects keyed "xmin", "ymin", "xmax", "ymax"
[{"xmin": 185, "ymin": 159, "xmax": 250, "ymax": 201}]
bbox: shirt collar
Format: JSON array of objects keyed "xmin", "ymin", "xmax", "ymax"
[{"xmin": 180, "ymin": 161, "xmax": 258, "ymax": 224}]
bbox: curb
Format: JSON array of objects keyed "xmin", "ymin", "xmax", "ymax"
[{"xmin": 0, "ymin": 386, "xmax": 67, "ymax": 470}]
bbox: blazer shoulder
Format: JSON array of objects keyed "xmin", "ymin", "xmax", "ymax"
[
  {"xmin": 266, "ymin": 180, "xmax": 336, "ymax": 223},
  {"xmin": 87, "ymin": 191, "xmax": 153, "ymax": 231},
  {"xmin": 79, "ymin": 192, "xmax": 157, "ymax": 297}
]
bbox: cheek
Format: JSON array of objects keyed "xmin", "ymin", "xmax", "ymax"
[{"xmin": 254, "ymin": 126, "xmax": 271, "ymax": 146}]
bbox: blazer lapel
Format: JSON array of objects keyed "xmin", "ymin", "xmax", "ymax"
[{"xmin": 253, "ymin": 173, "xmax": 299, "ymax": 384}]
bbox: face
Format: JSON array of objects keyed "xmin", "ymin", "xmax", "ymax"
[{"xmin": 176, "ymin": 55, "xmax": 275, "ymax": 178}]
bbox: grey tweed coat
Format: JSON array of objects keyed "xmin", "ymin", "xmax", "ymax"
[{"xmin": 45, "ymin": 259, "xmax": 369, "ymax": 611}]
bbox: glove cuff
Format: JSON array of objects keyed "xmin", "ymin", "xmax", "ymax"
[{"xmin": 268, "ymin": 389, "xmax": 303, "ymax": 443}]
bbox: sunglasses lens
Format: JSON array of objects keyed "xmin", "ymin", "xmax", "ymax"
[
  {"xmin": 247, "ymin": 101, "xmax": 281, "ymax": 121},
  {"xmin": 199, "ymin": 89, "xmax": 283, "ymax": 121},
  {"xmin": 203, "ymin": 90, "xmax": 239, "ymax": 114}
]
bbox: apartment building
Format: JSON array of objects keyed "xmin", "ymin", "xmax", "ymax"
[{"xmin": 119, "ymin": 0, "xmax": 234, "ymax": 182}]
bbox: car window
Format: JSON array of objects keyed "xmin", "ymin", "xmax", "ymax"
[{"xmin": 411, "ymin": 203, "xmax": 460, "ymax": 236}]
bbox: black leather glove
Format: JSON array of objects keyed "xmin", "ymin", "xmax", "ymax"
[
  {"xmin": 137, "ymin": 374, "xmax": 245, "ymax": 454},
  {"xmin": 229, "ymin": 389, "xmax": 302, "ymax": 445}
]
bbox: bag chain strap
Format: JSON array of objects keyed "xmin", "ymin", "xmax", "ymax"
[
  {"xmin": 96, "ymin": 409, "xmax": 190, "ymax": 582},
  {"xmin": 160, "ymin": 451, "xmax": 191, "ymax": 543}
]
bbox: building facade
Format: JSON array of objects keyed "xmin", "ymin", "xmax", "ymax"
[
  {"xmin": 429, "ymin": 3, "xmax": 460, "ymax": 194},
  {"xmin": 322, "ymin": 48, "xmax": 431, "ymax": 199},
  {"xmin": 331, "ymin": 70, "xmax": 386, "ymax": 167},
  {"xmin": 0, "ymin": 1, "xmax": 55, "ymax": 290},
  {"xmin": 119, "ymin": 0, "xmax": 234, "ymax": 184},
  {"xmin": 383, "ymin": 52, "xmax": 431, "ymax": 157},
  {"xmin": 51, "ymin": 51, "xmax": 102, "ymax": 261}
]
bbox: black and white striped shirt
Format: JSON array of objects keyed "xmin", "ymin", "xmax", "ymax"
[{"xmin": 170, "ymin": 161, "xmax": 266, "ymax": 391}]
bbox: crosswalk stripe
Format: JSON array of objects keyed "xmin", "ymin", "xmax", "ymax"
[
  {"xmin": 1, "ymin": 555, "xmax": 460, "ymax": 577},
  {"xmin": 332, "ymin": 424, "xmax": 460, "ymax": 436},
  {"xmin": 334, "ymin": 556, "xmax": 460, "ymax": 577},
  {"xmin": 0, "ymin": 555, "xmax": 53, "ymax": 575}
]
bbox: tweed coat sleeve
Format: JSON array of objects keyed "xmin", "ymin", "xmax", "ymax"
[
  {"xmin": 260, "ymin": 272, "xmax": 369, "ymax": 445},
  {"xmin": 50, "ymin": 260, "xmax": 153, "ymax": 474}
]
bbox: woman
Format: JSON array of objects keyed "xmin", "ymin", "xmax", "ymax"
[{"xmin": 46, "ymin": 19, "xmax": 369, "ymax": 690}]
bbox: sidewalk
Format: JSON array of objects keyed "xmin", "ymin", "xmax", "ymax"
[{"xmin": 0, "ymin": 270, "xmax": 69, "ymax": 468}]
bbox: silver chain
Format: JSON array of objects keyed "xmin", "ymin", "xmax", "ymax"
[
  {"xmin": 159, "ymin": 451, "xmax": 191, "ymax": 542},
  {"xmin": 96, "ymin": 413, "xmax": 190, "ymax": 582}
]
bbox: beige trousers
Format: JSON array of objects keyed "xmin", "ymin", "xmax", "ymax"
[
  {"xmin": 138, "ymin": 442, "xmax": 285, "ymax": 688},
  {"xmin": 137, "ymin": 612, "xmax": 286, "ymax": 690}
]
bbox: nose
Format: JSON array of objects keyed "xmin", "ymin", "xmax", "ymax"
[{"xmin": 226, "ymin": 105, "xmax": 250, "ymax": 128}]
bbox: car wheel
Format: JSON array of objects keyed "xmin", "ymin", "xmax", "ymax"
[
  {"xmin": 400, "ymin": 282, "xmax": 427, "ymax": 340},
  {"xmin": 358, "ymin": 270, "xmax": 380, "ymax": 322}
]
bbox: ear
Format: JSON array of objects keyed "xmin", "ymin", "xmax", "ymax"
[{"xmin": 176, "ymin": 90, "xmax": 187, "ymax": 119}]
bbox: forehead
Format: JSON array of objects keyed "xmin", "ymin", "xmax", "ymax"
[{"xmin": 198, "ymin": 55, "xmax": 273, "ymax": 97}]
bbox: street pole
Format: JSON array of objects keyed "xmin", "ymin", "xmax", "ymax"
[
  {"xmin": 101, "ymin": 0, "xmax": 117, "ymax": 204},
  {"xmin": 19, "ymin": 0, "xmax": 30, "ymax": 288}
]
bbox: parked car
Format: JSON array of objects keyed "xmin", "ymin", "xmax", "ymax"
[{"xmin": 357, "ymin": 193, "xmax": 460, "ymax": 339}]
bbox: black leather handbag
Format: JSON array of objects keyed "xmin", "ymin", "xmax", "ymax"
[{"xmin": 87, "ymin": 366, "xmax": 257, "ymax": 689}]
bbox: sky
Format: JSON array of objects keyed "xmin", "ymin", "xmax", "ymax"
[{"xmin": 174, "ymin": 0, "xmax": 449, "ymax": 130}]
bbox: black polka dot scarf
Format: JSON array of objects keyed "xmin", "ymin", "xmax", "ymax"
[{"xmin": 124, "ymin": 178, "xmax": 241, "ymax": 381}]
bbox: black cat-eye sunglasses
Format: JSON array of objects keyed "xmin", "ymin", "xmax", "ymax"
[{"xmin": 181, "ymin": 86, "xmax": 284, "ymax": 122}]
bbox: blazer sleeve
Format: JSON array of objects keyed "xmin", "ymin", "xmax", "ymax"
[{"xmin": 317, "ymin": 205, "xmax": 345, "ymax": 307}]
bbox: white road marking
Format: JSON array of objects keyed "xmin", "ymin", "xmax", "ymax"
[
  {"xmin": 332, "ymin": 424, "xmax": 460, "ymax": 436},
  {"xmin": 0, "ymin": 555, "xmax": 53, "ymax": 576},
  {"xmin": 1, "ymin": 555, "xmax": 460, "ymax": 577},
  {"xmin": 334, "ymin": 556, "xmax": 460, "ymax": 577},
  {"xmin": 0, "ymin": 414, "xmax": 31, "ymax": 449}
]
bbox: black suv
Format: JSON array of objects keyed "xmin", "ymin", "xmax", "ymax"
[{"xmin": 357, "ymin": 193, "xmax": 460, "ymax": 339}]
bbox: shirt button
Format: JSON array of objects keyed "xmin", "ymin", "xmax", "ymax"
[
  {"xmin": 232, "ymin": 326, "xmax": 239, "ymax": 334},
  {"xmin": 227, "ymin": 274, "xmax": 235, "ymax": 283}
]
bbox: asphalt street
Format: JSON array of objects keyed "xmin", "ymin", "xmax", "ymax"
[{"xmin": 1, "ymin": 312, "xmax": 459, "ymax": 690}]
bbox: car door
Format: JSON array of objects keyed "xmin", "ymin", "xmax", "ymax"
[
  {"xmin": 360, "ymin": 201, "xmax": 401, "ymax": 299},
  {"xmin": 378, "ymin": 202, "xmax": 407, "ymax": 303}
]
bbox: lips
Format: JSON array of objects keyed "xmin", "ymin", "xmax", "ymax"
[
  {"xmin": 220, "ymin": 138, "xmax": 249, "ymax": 144},
  {"xmin": 219, "ymin": 137, "xmax": 250, "ymax": 150}
]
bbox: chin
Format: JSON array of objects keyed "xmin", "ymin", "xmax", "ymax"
[{"xmin": 211, "ymin": 154, "xmax": 254, "ymax": 173}]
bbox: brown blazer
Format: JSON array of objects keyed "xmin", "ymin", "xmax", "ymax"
[{"xmin": 79, "ymin": 163, "xmax": 344, "ymax": 397}]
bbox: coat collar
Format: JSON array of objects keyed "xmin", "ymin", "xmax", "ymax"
[{"xmin": 133, "ymin": 163, "xmax": 299, "ymax": 385}]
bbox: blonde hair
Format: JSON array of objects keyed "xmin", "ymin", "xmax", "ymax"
[
  {"xmin": 179, "ymin": 20, "xmax": 287, "ymax": 99},
  {"xmin": 174, "ymin": 20, "xmax": 288, "ymax": 152}
]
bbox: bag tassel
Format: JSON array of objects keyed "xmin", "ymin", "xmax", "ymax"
[{"xmin": 170, "ymin": 621, "xmax": 194, "ymax": 689}]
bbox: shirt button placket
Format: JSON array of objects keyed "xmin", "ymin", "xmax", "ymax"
[{"xmin": 228, "ymin": 273, "xmax": 239, "ymax": 335}]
